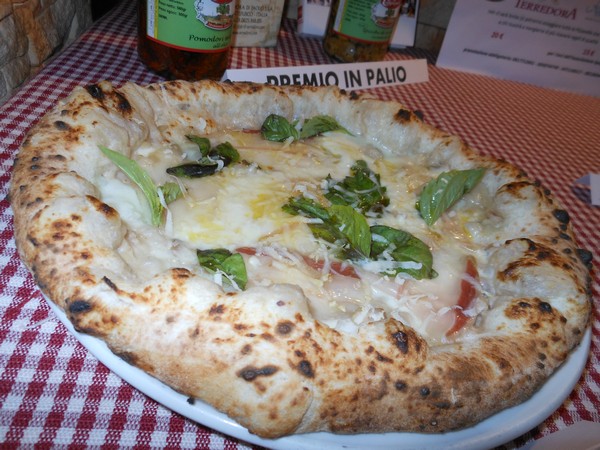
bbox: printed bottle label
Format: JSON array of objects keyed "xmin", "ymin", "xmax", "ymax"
[
  {"xmin": 146, "ymin": 0, "xmax": 234, "ymax": 52},
  {"xmin": 332, "ymin": 0, "xmax": 401, "ymax": 44}
]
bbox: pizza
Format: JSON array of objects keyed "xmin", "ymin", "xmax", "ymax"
[{"xmin": 9, "ymin": 80, "xmax": 592, "ymax": 439}]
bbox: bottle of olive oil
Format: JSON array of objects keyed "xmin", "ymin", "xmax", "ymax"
[
  {"xmin": 323, "ymin": 0, "xmax": 402, "ymax": 63},
  {"xmin": 137, "ymin": 0, "xmax": 235, "ymax": 80}
]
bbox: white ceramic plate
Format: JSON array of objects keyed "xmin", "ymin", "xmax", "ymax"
[{"xmin": 46, "ymin": 298, "xmax": 591, "ymax": 450}]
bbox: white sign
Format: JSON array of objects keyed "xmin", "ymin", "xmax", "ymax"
[
  {"xmin": 437, "ymin": 0, "xmax": 600, "ymax": 97},
  {"xmin": 222, "ymin": 59, "xmax": 429, "ymax": 90},
  {"xmin": 577, "ymin": 174, "xmax": 600, "ymax": 206}
]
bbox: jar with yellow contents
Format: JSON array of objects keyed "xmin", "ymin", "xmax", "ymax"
[{"xmin": 323, "ymin": 0, "xmax": 403, "ymax": 63}]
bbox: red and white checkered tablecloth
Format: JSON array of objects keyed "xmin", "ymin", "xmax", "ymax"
[{"xmin": 1, "ymin": 1, "xmax": 599, "ymax": 449}]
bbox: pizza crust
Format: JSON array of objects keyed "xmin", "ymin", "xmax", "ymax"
[{"xmin": 10, "ymin": 80, "xmax": 592, "ymax": 438}]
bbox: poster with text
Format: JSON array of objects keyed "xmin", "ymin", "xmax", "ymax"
[{"xmin": 437, "ymin": 0, "xmax": 600, "ymax": 97}]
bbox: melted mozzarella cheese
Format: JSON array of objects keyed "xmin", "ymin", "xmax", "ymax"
[{"xmin": 100, "ymin": 131, "xmax": 488, "ymax": 342}]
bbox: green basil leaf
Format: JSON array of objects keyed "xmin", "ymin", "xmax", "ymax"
[
  {"xmin": 324, "ymin": 160, "xmax": 389, "ymax": 216},
  {"xmin": 418, "ymin": 168, "xmax": 485, "ymax": 226},
  {"xmin": 186, "ymin": 135, "xmax": 211, "ymax": 157},
  {"xmin": 261, "ymin": 114, "xmax": 299, "ymax": 142},
  {"xmin": 282, "ymin": 198, "xmax": 370, "ymax": 259},
  {"xmin": 282, "ymin": 196, "xmax": 331, "ymax": 222},
  {"xmin": 159, "ymin": 182, "xmax": 183, "ymax": 204},
  {"xmin": 282, "ymin": 197, "xmax": 436, "ymax": 279},
  {"xmin": 329, "ymin": 204, "xmax": 371, "ymax": 258},
  {"xmin": 166, "ymin": 163, "xmax": 220, "ymax": 178},
  {"xmin": 167, "ymin": 140, "xmax": 240, "ymax": 178},
  {"xmin": 197, "ymin": 249, "xmax": 248, "ymax": 290},
  {"xmin": 307, "ymin": 222, "xmax": 344, "ymax": 246},
  {"xmin": 99, "ymin": 145, "xmax": 163, "ymax": 226},
  {"xmin": 370, "ymin": 225, "xmax": 436, "ymax": 280},
  {"xmin": 211, "ymin": 141, "xmax": 240, "ymax": 164},
  {"xmin": 299, "ymin": 115, "xmax": 350, "ymax": 139}
]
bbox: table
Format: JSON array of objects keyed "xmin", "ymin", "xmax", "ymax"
[{"xmin": 1, "ymin": 1, "xmax": 598, "ymax": 449}]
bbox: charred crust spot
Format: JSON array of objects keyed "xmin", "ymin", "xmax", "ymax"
[
  {"xmin": 576, "ymin": 248, "xmax": 593, "ymax": 267},
  {"xmin": 261, "ymin": 333, "xmax": 274, "ymax": 341},
  {"xmin": 209, "ymin": 304, "xmax": 225, "ymax": 315},
  {"xmin": 68, "ymin": 300, "xmax": 92, "ymax": 314},
  {"xmin": 501, "ymin": 180, "xmax": 535, "ymax": 198},
  {"xmin": 526, "ymin": 239, "xmax": 538, "ymax": 252},
  {"xmin": 276, "ymin": 320, "xmax": 294, "ymax": 335},
  {"xmin": 241, "ymin": 344, "xmax": 252, "ymax": 354},
  {"xmin": 496, "ymin": 358, "xmax": 510, "ymax": 370},
  {"xmin": 26, "ymin": 197, "xmax": 43, "ymax": 208},
  {"xmin": 27, "ymin": 235, "xmax": 40, "ymax": 247},
  {"xmin": 394, "ymin": 381, "xmax": 407, "ymax": 391},
  {"xmin": 86, "ymin": 195, "xmax": 118, "ymax": 218},
  {"xmin": 434, "ymin": 401, "xmax": 451, "ymax": 409},
  {"xmin": 395, "ymin": 108, "xmax": 412, "ymax": 122},
  {"xmin": 538, "ymin": 302, "xmax": 553, "ymax": 313},
  {"xmin": 376, "ymin": 352, "xmax": 392, "ymax": 363},
  {"xmin": 86, "ymin": 84, "xmax": 105, "ymax": 100},
  {"xmin": 115, "ymin": 351, "xmax": 140, "ymax": 366},
  {"xmin": 420, "ymin": 387, "xmax": 430, "ymax": 397},
  {"xmin": 102, "ymin": 276, "xmax": 119, "ymax": 292},
  {"xmin": 238, "ymin": 365, "xmax": 278, "ymax": 381},
  {"xmin": 54, "ymin": 120, "xmax": 71, "ymax": 131},
  {"xmin": 537, "ymin": 250, "xmax": 551, "ymax": 260},
  {"xmin": 349, "ymin": 91, "xmax": 360, "ymax": 100},
  {"xmin": 115, "ymin": 92, "xmax": 132, "ymax": 113},
  {"xmin": 499, "ymin": 239, "xmax": 572, "ymax": 281},
  {"xmin": 172, "ymin": 268, "xmax": 191, "ymax": 279},
  {"xmin": 559, "ymin": 232, "xmax": 571, "ymax": 241},
  {"xmin": 297, "ymin": 360, "xmax": 315, "ymax": 378},
  {"xmin": 552, "ymin": 209, "xmax": 570, "ymax": 224},
  {"xmin": 30, "ymin": 164, "xmax": 41, "ymax": 171},
  {"xmin": 413, "ymin": 110, "xmax": 424, "ymax": 121},
  {"xmin": 187, "ymin": 397, "xmax": 195, "ymax": 405},
  {"xmin": 391, "ymin": 330, "xmax": 409, "ymax": 354}
]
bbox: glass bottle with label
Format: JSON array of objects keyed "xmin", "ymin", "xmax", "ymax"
[
  {"xmin": 323, "ymin": 0, "xmax": 402, "ymax": 63},
  {"xmin": 137, "ymin": 0, "xmax": 235, "ymax": 80}
]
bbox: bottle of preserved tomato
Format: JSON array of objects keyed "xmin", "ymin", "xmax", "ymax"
[
  {"xmin": 323, "ymin": 0, "xmax": 402, "ymax": 63},
  {"xmin": 137, "ymin": 0, "xmax": 235, "ymax": 80}
]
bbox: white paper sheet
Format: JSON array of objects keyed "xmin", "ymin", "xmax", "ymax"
[{"xmin": 437, "ymin": 0, "xmax": 600, "ymax": 97}]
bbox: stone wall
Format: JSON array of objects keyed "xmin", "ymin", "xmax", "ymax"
[{"xmin": 0, "ymin": 0, "xmax": 93, "ymax": 106}]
